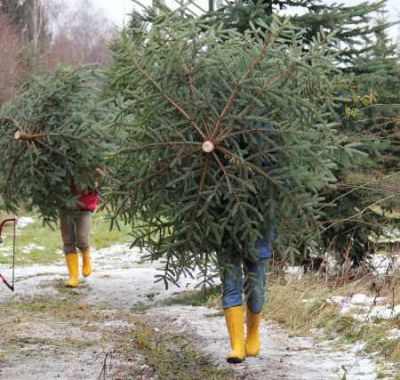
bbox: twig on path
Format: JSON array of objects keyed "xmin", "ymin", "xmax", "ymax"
[{"xmin": 97, "ymin": 351, "xmax": 113, "ymax": 380}]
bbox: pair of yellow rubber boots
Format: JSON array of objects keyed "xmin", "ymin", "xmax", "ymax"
[
  {"xmin": 224, "ymin": 305, "xmax": 262, "ymax": 363},
  {"xmin": 65, "ymin": 249, "xmax": 91, "ymax": 287}
]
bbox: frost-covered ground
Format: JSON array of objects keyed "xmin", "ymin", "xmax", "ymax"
[
  {"xmin": 0, "ymin": 241, "xmax": 392, "ymax": 379},
  {"xmin": 1, "ymin": 216, "xmax": 399, "ymax": 378},
  {"xmin": 329, "ymin": 293, "xmax": 400, "ymax": 320}
]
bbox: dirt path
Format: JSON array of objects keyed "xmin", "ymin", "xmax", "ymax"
[{"xmin": 0, "ymin": 244, "xmax": 381, "ymax": 379}]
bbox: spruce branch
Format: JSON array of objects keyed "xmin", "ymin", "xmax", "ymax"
[
  {"xmin": 210, "ymin": 29, "xmax": 278, "ymax": 140},
  {"xmin": 126, "ymin": 49, "xmax": 207, "ymax": 140}
]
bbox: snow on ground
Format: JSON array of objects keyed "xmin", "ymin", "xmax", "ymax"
[
  {"xmin": 369, "ymin": 252, "xmax": 400, "ymax": 276},
  {"xmin": 20, "ymin": 243, "xmax": 46, "ymax": 254},
  {"xmin": 147, "ymin": 305, "xmax": 379, "ymax": 379},
  {"xmin": 329, "ymin": 293, "xmax": 400, "ymax": 321},
  {"xmin": 16, "ymin": 216, "xmax": 35, "ymax": 230},
  {"xmin": 0, "ymin": 243, "xmax": 388, "ymax": 379}
]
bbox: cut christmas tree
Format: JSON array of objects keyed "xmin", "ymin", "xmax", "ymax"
[
  {"xmin": 105, "ymin": 10, "xmax": 355, "ymax": 286},
  {"xmin": 0, "ymin": 66, "xmax": 110, "ymax": 224},
  {"xmin": 205, "ymin": 0, "xmax": 400, "ymax": 267}
]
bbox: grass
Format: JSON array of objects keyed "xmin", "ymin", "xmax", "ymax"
[
  {"xmin": 131, "ymin": 320, "xmax": 232, "ymax": 380},
  {"xmin": 0, "ymin": 284, "xmax": 232, "ymax": 379},
  {"xmin": 90, "ymin": 212, "xmax": 132, "ymax": 249},
  {"xmin": 264, "ymin": 275, "xmax": 338, "ymax": 337},
  {"xmin": 264, "ymin": 273, "xmax": 400, "ymax": 375},
  {"xmin": 0, "ymin": 210, "xmax": 132, "ymax": 266},
  {"xmin": 164, "ymin": 285, "xmax": 222, "ymax": 307}
]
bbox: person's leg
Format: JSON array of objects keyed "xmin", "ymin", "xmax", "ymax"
[
  {"xmin": 60, "ymin": 210, "xmax": 79, "ymax": 287},
  {"xmin": 243, "ymin": 258, "xmax": 267, "ymax": 356},
  {"xmin": 217, "ymin": 249, "xmax": 245, "ymax": 363},
  {"xmin": 75, "ymin": 211, "xmax": 92, "ymax": 277}
]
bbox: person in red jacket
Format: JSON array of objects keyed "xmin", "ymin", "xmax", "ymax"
[{"xmin": 61, "ymin": 170, "xmax": 102, "ymax": 287}]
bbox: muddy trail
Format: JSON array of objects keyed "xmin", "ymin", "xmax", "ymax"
[{"xmin": 0, "ymin": 244, "xmax": 380, "ymax": 379}]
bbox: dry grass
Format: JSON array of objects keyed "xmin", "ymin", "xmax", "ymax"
[
  {"xmin": 264, "ymin": 273, "xmax": 400, "ymax": 374},
  {"xmin": 0, "ymin": 284, "xmax": 232, "ymax": 379},
  {"xmin": 264, "ymin": 275, "xmax": 338, "ymax": 336}
]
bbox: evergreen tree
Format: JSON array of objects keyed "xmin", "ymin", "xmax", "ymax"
[
  {"xmin": 104, "ymin": 11, "xmax": 353, "ymax": 286},
  {"xmin": 209, "ymin": 0, "xmax": 391, "ymax": 65},
  {"xmin": 320, "ymin": 13, "xmax": 400, "ymax": 267},
  {"xmin": 205, "ymin": 0, "xmax": 400, "ymax": 268},
  {"xmin": 0, "ymin": 66, "xmax": 111, "ymax": 224}
]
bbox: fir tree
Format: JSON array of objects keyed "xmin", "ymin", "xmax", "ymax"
[
  {"xmin": 0, "ymin": 66, "xmax": 111, "ymax": 224},
  {"xmin": 104, "ymin": 11, "xmax": 352, "ymax": 286},
  {"xmin": 206, "ymin": 0, "xmax": 400, "ymax": 268},
  {"xmin": 209, "ymin": 0, "xmax": 391, "ymax": 64},
  {"xmin": 320, "ymin": 13, "xmax": 400, "ymax": 267}
]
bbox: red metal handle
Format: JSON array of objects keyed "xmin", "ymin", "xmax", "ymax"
[
  {"xmin": 0, "ymin": 218, "xmax": 17, "ymax": 291},
  {"xmin": 0, "ymin": 218, "xmax": 17, "ymax": 236}
]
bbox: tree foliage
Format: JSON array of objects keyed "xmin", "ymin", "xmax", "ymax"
[
  {"xmin": 0, "ymin": 66, "xmax": 110, "ymax": 224},
  {"xmin": 104, "ymin": 11, "xmax": 352, "ymax": 285},
  {"xmin": 208, "ymin": 0, "xmax": 391, "ymax": 65},
  {"xmin": 202, "ymin": 0, "xmax": 400, "ymax": 268}
]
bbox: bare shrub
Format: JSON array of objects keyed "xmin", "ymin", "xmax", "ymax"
[
  {"xmin": 0, "ymin": 13, "xmax": 22, "ymax": 104},
  {"xmin": 44, "ymin": 0, "xmax": 117, "ymax": 68}
]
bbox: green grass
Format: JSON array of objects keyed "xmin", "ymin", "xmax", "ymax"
[
  {"xmin": 131, "ymin": 320, "xmax": 232, "ymax": 380},
  {"xmin": 164, "ymin": 285, "xmax": 222, "ymax": 307},
  {"xmin": 0, "ymin": 211, "xmax": 132, "ymax": 266},
  {"xmin": 90, "ymin": 212, "xmax": 132, "ymax": 249}
]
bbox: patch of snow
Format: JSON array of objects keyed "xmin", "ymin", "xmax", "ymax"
[
  {"xmin": 21, "ymin": 243, "xmax": 46, "ymax": 254},
  {"xmin": 350, "ymin": 294, "xmax": 385, "ymax": 305},
  {"xmin": 367, "ymin": 305, "xmax": 400, "ymax": 320},
  {"xmin": 16, "ymin": 216, "xmax": 35, "ymax": 229},
  {"xmin": 386, "ymin": 328, "xmax": 400, "ymax": 340},
  {"xmin": 285, "ymin": 265, "xmax": 304, "ymax": 280},
  {"xmin": 369, "ymin": 253, "xmax": 400, "ymax": 276},
  {"xmin": 328, "ymin": 293, "xmax": 400, "ymax": 321}
]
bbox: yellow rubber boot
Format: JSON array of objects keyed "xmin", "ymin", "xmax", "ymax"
[
  {"xmin": 65, "ymin": 252, "xmax": 79, "ymax": 287},
  {"xmin": 81, "ymin": 248, "xmax": 91, "ymax": 277},
  {"xmin": 223, "ymin": 306, "xmax": 245, "ymax": 363},
  {"xmin": 245, "ymin": 308, "xmax": 262, "ymax": 357}
]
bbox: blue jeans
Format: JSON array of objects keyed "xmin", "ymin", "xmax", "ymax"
[{"xmin": 217, "ymin": 248, "xmax": 267, "ymax": 313}]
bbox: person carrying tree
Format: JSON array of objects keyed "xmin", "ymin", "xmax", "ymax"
[
  {"xmin": 62, "ymin": 168, "xmax": 104, "ymax": 287},
  {"xmin": 216, "ymin": 140, "xmax": 273, "ymax": 363},
  {"xmin": 218, "ymin": 235, "xmax": 271, "ymax": 363}
]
